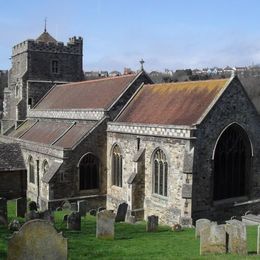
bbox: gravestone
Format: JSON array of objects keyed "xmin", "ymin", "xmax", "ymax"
[
  {"xmin": 7, "ymin": 219, "xmax": 67, "ymax": 260},
  {"xmin": 62, "ymin": 200, "xmax": 71, "ymax": 210},
  {"xmin": 195, "ymin": 219, "xmax": 211, "ymax": 238},
  {"xmin": 8, "ymin": 219, "xmax": 21, "ymax": 232},
  {"xmin": 225, "ymin": 220, "xmax": 247, "ymax": 255},
  {"xmin": 0, "ymin": 197, "xmax": 8, "ymax": 226},
  {"xmin": 67, "ymin": 212, "xmax": 81, "ymax": 231},
  {"xmin": 25, "ymin": 210, "xmax": 40, "ymax": 222},
  {"xmin": 126, "ymin": 215, "xmax": 136, "ymax": 224},
  {"xmin": 89, "ymin": 209, "xmax": 97, "ymax": 216},
  {"xmin": 115, "ymin": 202, "xmax": 128, "ymax": 222},
  {"xmin": 96, "ymin": 210, "xmax": 115, "ymax": 240},
  {"xmin": 28, "ymin": 201, "xmax": 37, "ymax": 211},
  {"xmin": 40, "ymin": 210, "xmax": 54, "ymax": 223},
  {"xmin": 147, "ymin": 215, "xmax": 158, "ymax": 232},
  {"xmin": 77, "ymin": 200, "xmax": 87, "ymax": 217},
  {"xmin": 16, "ymin": 197, "xmax": 27, "ymax": 218},
  {"xmin": 71, "ymin": 202, "xmax": 78, "ymax": 212},
  {"xmin": 257, "ymin": 225, "xmax": 260, "ymax": 255},
  {"xmin": 200, "ymin": 223, "xmax": 226, "ymax": 255}
]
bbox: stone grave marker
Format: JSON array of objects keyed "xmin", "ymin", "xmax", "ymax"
[
  {"xmin": 62, "ymin": 200, "xmax": 71, "ymax": 210},
  {"xmin": 0, "ymin": 197, "xmax": 8, "ymax": 226},
  {"xmin": 67, "ymin": 212, "xmax": 81, "ymax": 231},
  {"xmin": 126, "ymin": 215, "xmax": 136, "ymax": 224},
  {"xmin": 16, "ymin": 197, "xmax": 27, "ymax": 218},
  {"xmin": 195, "ymin": 218, "xmax": 211, "ymax": 238},
  {"xmin": 71, "ymin": 202, "xmax": 78, "ymax": 212},
  {"xmin": 77, "ymin": 200, "xmax": 87, "ymax": 217},
  {"xmin": 96, "ymin": 210, "xmax": 115, "ymax": 240},
  {"xmin": 200, "ymin": 223, "xmax": 226, "ymax": 255},
  {"xmin": 115, "ymin": 202, "xmax": 128, "ymax": 222},
  {"xmin": 147, "ymin": 215, "xmax": 158, "ymax": 232},
  {"xmin": 7, "ymin": 219, "xmax": 67, "ymax": 260},
  {"xmin": 8, "ymin": 219, "xmax": 21, "ymax": 232},
  {"xmin": 225, "ymin": 220, "xmax": 247, "ymax": 255}
]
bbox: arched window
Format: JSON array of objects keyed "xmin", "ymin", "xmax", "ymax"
[
  {"xmin": 29, "ymin": 156, "xmax": 35, "ymax": 184},
  {"xmin": 42, "ymin": 160, "xmax": 49, "ymax": 175},
  {"xmin": 112, "ymin": 145, "xmax": 122, "ymax": 187},
  {"xmin": 213, "ymin": 124, "xmax": 251, "ymax": 201},
  {"xmin": 153, "ymin": 149, "xmax": 168, "ymax": 196},
  {"xmin": 79, "ymin": 153, "xmax": 99, "ymax": 190}
]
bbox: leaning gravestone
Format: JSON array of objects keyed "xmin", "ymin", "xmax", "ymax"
[
  {"xmin": 225, "ymin": 220, "xmax": 247, "ymax": 255},
  {"xmin": 195, "ymin": 219, "xmax": 211, "ymax": 238},
  {"xmin": 147, "ymin": 215, "xmax": 158, "ymax": 232},
  {"xmin": 16, "ymin": 197, "xmax": 27, "ymax": 218},
  {"xmin": 115, "ymin": 202, "xmax": 128, "ymax": 222},
  {"xmin": 67, "ymin": 212, "xmax": 81, "ymax": 231},
  {"xmin": 0, "ymin": 197, "xmax": 8, "ymax": 226},
  {"xmin": 96, "ymin": 210, "xmax": 116, "ymax": 240},
  {"xmin": 7, "ymin": 219, "xmax": 67, "ymax": 260},
  {"xmin": 77, "ymin": 200, "xmax": 87, "ymax": 217},
  {"xmin": 200, "ymin": 223, "xmax": 226, "ymax": 255},
  {"xmin": 62, "ymin": 200, "xmax": 71, "ymax": 210}
]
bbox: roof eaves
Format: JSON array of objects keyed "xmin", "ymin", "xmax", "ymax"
[{"xmin": 194, "ymin": 76, "xmax": 234, "ymax": 126}]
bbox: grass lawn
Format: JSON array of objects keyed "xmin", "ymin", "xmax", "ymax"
[{"xmin": 0, "ymin": 200, "xmax": 259, "ymax": 259}]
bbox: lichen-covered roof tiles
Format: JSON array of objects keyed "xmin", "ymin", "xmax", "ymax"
[
  {"xmin": 116, "ymin": 78, "xmax": 230, "ymax": 126},
  {"xmin": 34, "ymin": 74, "xmax": 138, "ymax": 110}
]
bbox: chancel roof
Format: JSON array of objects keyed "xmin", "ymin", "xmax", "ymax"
[
  {"xmin": 11, "ymin": 120, "xmax": 96, "ymax": 149},
  {"xmin": 34, "ymin": 74, "xmax": 139, "ymax": 110},
  {"xmin": 116, "ymin": 78, "xmax": 230, "ymax": 126},
  {"xmin": 36, "ymin": 31, "xmax": 57, "ymax": 44}
]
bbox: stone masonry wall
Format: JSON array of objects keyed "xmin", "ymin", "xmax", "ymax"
[
  {"xmin": 192, "ymin": 77, "xmax": 260, "ymax": 221},
  {"xmin": 106, "ymin": 131, "xmax": 191, "ymax": 226}
]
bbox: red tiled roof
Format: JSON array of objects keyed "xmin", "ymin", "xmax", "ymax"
[
  {"xmin": 35, "ymin": 74, "xmax": 138, "ymax": 110},
  {"xmin": 116, "ymin": 79, "xmax": 230, "ymax": 126},
  {"xmin": 15, "ymin": 120, "xmax": 96, "ymax": 148}
]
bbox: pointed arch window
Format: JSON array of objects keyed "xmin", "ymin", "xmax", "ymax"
[
  {"xmin": 29, "ymin": 156, "xmax": 35, "ymax": 184},
  {"xmin": 42, "ymin": 160, "xmax": 49, "ymax": 175},
  {"xmin": 79, "ymin": 153, "xmax": 99, "ymax": 190},
  {"xmin": 112, "ymin": 145, "xmax": 123, "ymax": 187},
  {"xmin": 153, "ymin": 149, "xmax": 168, "ymax": 196}
]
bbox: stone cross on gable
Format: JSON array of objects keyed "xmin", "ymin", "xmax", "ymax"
[{"xmin": 140, "ymin": 59, "xmax": 145, "ymax": 71}]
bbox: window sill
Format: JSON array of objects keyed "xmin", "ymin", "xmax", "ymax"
[{"xmin": 152, "ymin": 193, "xmax": 168, "ymax": 201}]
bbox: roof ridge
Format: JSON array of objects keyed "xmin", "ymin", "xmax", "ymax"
[{"xmin": 57, "ymin": 73, "xmax": 137, "ymax": 88}]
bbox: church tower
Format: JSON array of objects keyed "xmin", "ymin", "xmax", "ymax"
[{"xmin": 2, "ymin": 29, "xmax": 83, "ymax": 132}]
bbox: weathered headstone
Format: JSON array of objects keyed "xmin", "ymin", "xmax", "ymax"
[
  {"xmin": 71, "ymin": 202, "xmax": 78, "ymax": 212},
  {"xmin": 40, "ymin": 210, "xmax": 54, "ymax": 223},
  {"xmin": 96, "ymin": 210, "xmax": 115, "ymax": 240},
  {"xmin": 147, "ymin": 215, "xmax": 158, "ymax": 232},
  {"xmin": 25, "ymin": 210, "xmax": 40, "ymax": 222},
  {"xmin": 225, "ymin": 220, "xmax": 247, "ymax": 255},
  {"xmin": 126, "ymin": 215, "xmax": 136, "ymax": 224},
  {"xmin": 115, "ymin": 202, "xmax": 128, "ymax": 222},
  {"xmin": 16, "ymin": 197, "xmax": 27, "ymax": 218},
  {"xmin": 67, "ymin": 212, "xmax": 81, "ymax": 231},
  {"xmin": 0, "ymin": 197, "xmax": 8, "ymax": 226},
  {"xmin": 7, "ymin": 219, "xmax": 67, "ymax": 260},
  {"xmin": 77, "ymin": 200, "xmax": 87, "ymax": 217},
  {"xmin": 62, "ymin": 200, "xmax": 71, "ymax": 210},
  {"xmin": 8, "ymin": 219, "xmax": 21, "ymax": 232},
  {"xmin": 195, "ymin": 219, "xmax": 211, "ymax": 238},
  {"xmin": 28, "ymin": 201, "xmax": 37, "ymax": 211},
  {"xmin": 200, "ymin": 223, "xmax": 226, "ymax": 255},
  {"xmin": 89, "ymin": 209, "xmax": 97, "ymax": 216}
]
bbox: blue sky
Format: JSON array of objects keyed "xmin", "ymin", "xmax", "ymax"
[{"xmin": 1, "ymin": 0, "xmax": 260, "ymax": 72}]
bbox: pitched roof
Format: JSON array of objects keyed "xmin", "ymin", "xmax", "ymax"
[
  {"xmin": 34, "ymin": 74, "xmax": 139, "ymax": 110},
  {"xmin": 116, "ymin": 78, "xmax": 230, "ymax": 126},
  {"xmin": 12, "ymin": 120, "xmax": 96, "ymax": 148},
  {"xmin": 0, "ymin": 143, "xmax": 26, "ymax": 171},
  {"xmin": 36, "ymin": 31, "xmax": 57, "ymax": 43}
]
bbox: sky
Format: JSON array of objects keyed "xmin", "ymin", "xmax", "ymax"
[{"xmin": 1, "ymin": 0, "xmax": 260, "ymax": 72}]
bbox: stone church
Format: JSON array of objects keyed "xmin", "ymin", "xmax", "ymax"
[{"xmin": 1, "ymin": 30, "xmax": 260, "ymax": 226}]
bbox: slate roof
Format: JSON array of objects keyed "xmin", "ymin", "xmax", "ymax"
[
  {"xmin": 12, "ymin": 120, "xmax": 96, "ymax": 149},
  {"xmin": 34, "ymin": 73, "xmax": 139, "ymax": 110},
  {"xmin": 116, "ymin": 78, "xmax": 230, "ymax": 126},
  {"xmin": 0, "ymin": 143, "xmax": 26, "ymax": 171},
  {"xmin": 36, "ymin": 31, "xmax": 57, "ymax": 44}
]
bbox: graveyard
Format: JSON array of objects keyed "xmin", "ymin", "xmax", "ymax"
[{"xmin": 0, "ymin": 200, "xmax": 259, "ymax": 259}]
